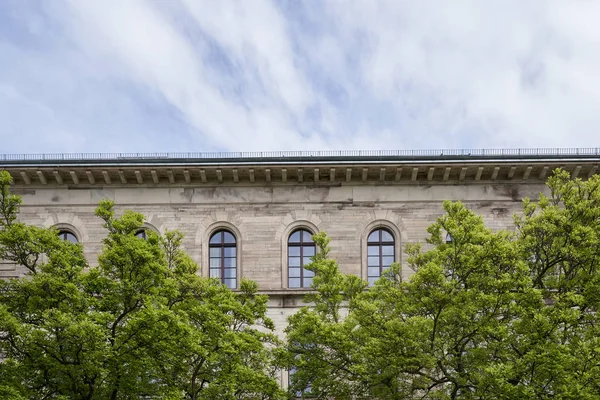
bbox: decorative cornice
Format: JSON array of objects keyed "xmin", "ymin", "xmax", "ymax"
[{"xmin": 1, "ymin": 148, "xmax": 599, "ymax": 186}]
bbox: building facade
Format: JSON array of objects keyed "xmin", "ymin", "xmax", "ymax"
[{"xmin": 1, "ymin": 148, "xmax": 599, "ymax": 386}]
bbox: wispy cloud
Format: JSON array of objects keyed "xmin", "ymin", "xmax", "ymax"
[{"xmin": 1, "ymin": 0, "xmax": 599, "ymax": 153}]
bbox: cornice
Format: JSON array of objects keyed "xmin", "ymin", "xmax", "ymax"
[{"xmin": 1, "ymin": 149, "xmax": 598, "ymax": 187}]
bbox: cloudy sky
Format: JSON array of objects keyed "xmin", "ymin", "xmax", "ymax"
[{"xmin": 1, "ymin": 0, "xmax": 599, "ymax": 154}]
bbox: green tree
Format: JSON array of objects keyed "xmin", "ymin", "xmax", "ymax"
[
  {"xmin": 497, "ymin": 169, "xmax": 600, "ymax": 398},
  {"xmin": 0, "ymin": 170, "xmax": 284, "ymax": 400},
  {"xmin": 285, "ymin": 170, "xmax": 600, "ymax": 399}
]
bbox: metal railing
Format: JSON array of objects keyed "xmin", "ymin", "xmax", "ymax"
[{"xmin": 1, "ymin": 148, "xmax": 599, "ymax": 162}]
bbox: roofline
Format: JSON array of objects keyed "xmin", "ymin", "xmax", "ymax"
[{"xmin": 1, "ymin": 148, "xmax": 600, "ymax": 167}]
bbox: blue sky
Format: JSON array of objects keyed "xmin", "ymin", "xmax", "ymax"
[{"xmin": 1, "ymin": 0, "xmax": 599, "ymax": 154}]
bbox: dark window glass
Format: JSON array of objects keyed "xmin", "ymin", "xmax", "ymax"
[
  {"xmin": 445, "ymin": 233, "xmax": 453, "ymax": 244},
  {"xmin": 135, "ymin": 230, "xmax": 147, "ymax": 240},
  {"xmin": 288, "ymin": 229, "xmax": 315, "ymax": 288},
  {"xmin": 209, "ymin": 230, "xmax": 237, "ymax": 289},
  {"xmin": 58, "ymin": 230, "xmax": 78, "ymax": 244},
  {"xmin": 366, "ymin": 228, "xmax": 395, "ymax": 285}
]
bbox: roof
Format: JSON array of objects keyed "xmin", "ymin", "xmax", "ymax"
[
  {"xmin": 1, "ymin": 148, "xmax": 600, "ymax": 167},
  {"xmin": 1, "ymin": 148, "xmax": 599, "ymax": 186}
]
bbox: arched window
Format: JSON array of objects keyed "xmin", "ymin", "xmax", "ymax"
[
  {"xmin": 135, "ymin": 229, "xmax": 147, "ymax": 240},
  {"xmin": 367, "ymin": 228, "xmax": 395, "ymax": 285},
  {"xmin": 209, "ymin": 230, "xmax": 237, "ymax": 289},
  {"xmin": 288, "ymin": 229, "xmax": 315, "ymax": 288},
  {"xmin": 58, "ymin": 230, "xmax": 78, "ymax": 244}
]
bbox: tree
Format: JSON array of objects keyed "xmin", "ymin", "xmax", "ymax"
[
  {"xmin": 0, "ymin": 170, "xmax": 284, "ymax": 400},
  {"xmin": 285, "ymin": 170, "xmax": 600, "ymax": 399}
]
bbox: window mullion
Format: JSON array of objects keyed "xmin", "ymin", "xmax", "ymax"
[
  {"xmin": 379, "ymin": 235, "xmax": 383, "ymax": 275},
  {"xmin": 300, "ymin": 240, "xmax": 304, "ymax": 286},
  {"xmin": 221, "ymin": 231, "xmax": 226, "ymax": 285},
  {"xmin": 221, "ymin": 245, "xmax": 225, "ymax": 284}
]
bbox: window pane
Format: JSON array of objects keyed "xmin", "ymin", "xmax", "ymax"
[
  {"xmin": 382, "ymin": 256, "xmax": 395, "ymax": 267},
  {"xmin": 289, "ymin": 268, "xmax": 301, "ymax": 278},
  {"xmin": 368, "ymin": 267, "xmax": 381, "ymax": 277},
  {"xmin": 289, "ymin": 231, "xmax": 301, "ymax": 243},
  {"xmin": 381, "ymin": 230, "xmax": 394, "ymax": 242},
  {"xmin": 382, "ymin": 245, "xmax": 394, "ymax": 256},
  {"xmin": 367, "ymin": 245, "xmax": 379, "ymax": 256},
  {"xmin": 289, "ymin": 278, "xmax": 301, "ymax": 288},
  {"xmin": 303, "ymin": 246, "xmax": 315, "ymax": 257},
  {"xmin": 210, "ymin": 248, "xmax": 221, "ymax": 258},
  {"xmin": 368, "ymin": 256, "xmax": 380, "ymax": 267},
  {"xmin": 224, "ymin": 278, "xmax": 236, "ymax": 289},
  {"xmin": 289, "ymin": 246, "xmax": 301, "ymax": 257},
  {"xmin": 303, "ymin": 277, "xmax": 313, "ymax": 287},
  {"xmin": 224, "ymin": 247, "xmax": 237, "ymax": 257},
  {"xmin": 289, "ymin": 257, "xmax": 301, "ymax": 267},
  {"xmin": 224, "ymin": 268, "xmax": 236, "ymax": 278},
  {"xmin": 368, "ymin": 230, "xmax": 380, "ymax": 242},
  {"xmin": 368, "ymin": 277, "xmax": 377, "ymax": 286},
  {"xmin": 209, "ymin": 233, "xmax": 221, "ymax": 244},
  {"xmin": 69, "ymin": 233, "xmax": 78, "ymax": 243},
  {"xmin": 209, "ymin": 258, "xmax": 221, "ymax": 268},
  {"xmin": 135, "ymin": 230, "xmax": 146, "ymax": 240},
  {"xmin": 304, "ymin": 268, "xmax": 314, "ymax": 278},
  {"xmin": 210, "ymin": 269, "xmax": 221, "ymax": 278},
  {"xmin": 224, "ymin": 257, "xmax": 236, "ymax": 268},
  {"xmin": 302, "ymin": 256, "xmax": 312, "ymax": 266},
  {"xmin": 302, "ymin": 231, "xmax": 313, "ymax": 242},
  {"xmin": 64, "ymin": 232, "xmax": 78, "ymax": 243},
  {"xmin": 223, "ymin": 231, "xmax": 236, "ymax": 243}
]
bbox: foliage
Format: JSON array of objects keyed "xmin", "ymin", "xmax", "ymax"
[
  {"xmin": 285, "ymin": 169, "xmax": 600, "ymax": 399},
  {"xmin": 0, "ymin": 170, "xmax": 284, "ymax": 400}
]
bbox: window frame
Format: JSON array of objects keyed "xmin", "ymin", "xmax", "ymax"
[
  {"xmin": 209, "ymin": 229, "xmax": 237, "ymax": 289},
  {"xmin": 287, "ymin": 229, "xmax": 316, "ymax": 289},
  {"xmin": 366, "ymin": 228, "xmax": 396, "ymax": 285}
]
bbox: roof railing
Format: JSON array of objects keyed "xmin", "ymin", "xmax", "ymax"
[{"xmin": 0, "ymin": 148, "xmax": 599, "ymax": 162}]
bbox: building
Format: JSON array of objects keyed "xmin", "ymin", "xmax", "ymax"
[{"xmin": 1, "ymin": 148, "xmax": 599, "ymax": 386}]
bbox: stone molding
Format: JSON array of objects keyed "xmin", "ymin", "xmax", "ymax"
[
  {"xmin": 3, "ymin": 160, "xmax": 598, "ymax": 187},
  {"xmin": 360, "ymin": 219, "xmax": 403, "ymax": 281}
]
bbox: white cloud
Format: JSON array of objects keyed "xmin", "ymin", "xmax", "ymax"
[
  {"xmin": 181, "ymin": 0, "xmax": 313, "ymax": 114},
  {"xmin": 1, "ymin": 0, "xmax": 599, "ymax": 153},
  {"xmin": 319, "ymin": 0, "xmax": 600, "ymax": 148}
]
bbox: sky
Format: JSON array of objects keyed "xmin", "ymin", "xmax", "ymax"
[{"xmin": 1, "ymin": 0, "xmax": 599, "ymax": 154}]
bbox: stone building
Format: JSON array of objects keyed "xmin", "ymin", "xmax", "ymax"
[{"xmin": 1, "ymin": 148, "xmax": 599, "ymax": 386}]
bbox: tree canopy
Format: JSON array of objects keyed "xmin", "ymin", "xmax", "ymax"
[
  {"xmin": 0, "ymin": 170, "xmax": 284, "ymax": 400},
  {"xmin": 4, "ymin": 167, "xmax": 600, "ymax": 399},
  {"xmin": 286, "ymin": 169, "xmax": 600, "ymax": 399}
]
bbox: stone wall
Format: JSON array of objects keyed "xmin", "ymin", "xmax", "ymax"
[
  {"xmin": 10, "ymin": 182, "xmax": 546, "ymax": 283},
  {"xmin": 2, "ymin": 179, "xmax": 550, "ymax": 387}
]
